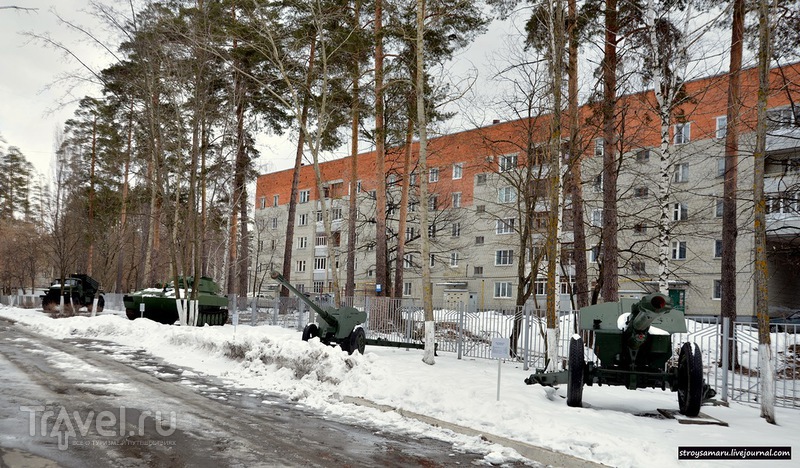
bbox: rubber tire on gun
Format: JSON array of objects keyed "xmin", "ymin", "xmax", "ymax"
[
  {"xmin": 348, "ymin": 327, "xmax": 366, "ymax": 355},
  {"xmin": 302, "ymin": 323, "xmax": 319, "ymax": 341},
  {"xmin": 677, "ymin": 342, "xmax": 703, "ymax": 417},
  {"xmin": 566, "ymin": 335, "xmax": 585, "ymax": 408}
]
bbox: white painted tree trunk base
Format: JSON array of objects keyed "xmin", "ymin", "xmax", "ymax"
[
  {"xmin": 422, "ymin": 320, "xmax": 435, "ymax": 365},
  {"xmin": 759, "ymin": 343, "xmax": 776, "ymax": 423},
  {"xmin": 545, "ymin": 327, "xmax": 558, "ymax": 372}
]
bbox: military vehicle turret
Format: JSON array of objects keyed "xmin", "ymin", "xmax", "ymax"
[{"xmin": 123, "ymin": 276, "xmax": 228, "ymax": 326}]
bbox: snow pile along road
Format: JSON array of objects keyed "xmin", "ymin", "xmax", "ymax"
[{"xmin": 1, "ymin": 306, "xmax": 797, "ymax": 467}]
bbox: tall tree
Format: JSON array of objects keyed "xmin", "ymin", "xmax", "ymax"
[
  {"xmin": 753, "ymin": 0, "xmax": 775, "ymax": 424},
  {"xmin": 721, "ymin": 0, "xmax": 744, "ymax": 370},
  {"xmin": 416, "ymin": 0, "xmax": 435, "ymax": 365},
  {"xmin": 374, "ymin": 0, "xmax": 389, "ymax": 297}
]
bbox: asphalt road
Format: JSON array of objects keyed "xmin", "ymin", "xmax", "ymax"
[{"xmin": 0, "ymin": 318, "xmax": 537, "ymax": 467}]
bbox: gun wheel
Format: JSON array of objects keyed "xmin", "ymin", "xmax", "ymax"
[
  {"xmin": 347, "ymin": 327, "xmax": 366, "ymax": 355},
  {"xmin": 678, "ymin": 342, "xmax": 703, "ymax": 417},
  {"xmin": 95, "ymin": 296, "xmax": 105, "ymax": 313},
  {"xmin": 302, "ymin": 323, "xmax": 319, "ymax": 341},
  {"xmin": 566, "ymin": 335, "xmax": 585, "ymax": 408}
]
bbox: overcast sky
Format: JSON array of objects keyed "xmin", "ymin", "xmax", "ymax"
[
  {"xmin": 0, "ymin": 1, "xmax": 109, "ymax": 176},
  {"xmin": 0, "ymin": 1, "xmax": 521, "ymax": 180}
]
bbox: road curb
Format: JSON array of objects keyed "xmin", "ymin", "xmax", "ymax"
[{"xmin": 340, "ymin": 395, "xmax": 607, "ymax": 468}]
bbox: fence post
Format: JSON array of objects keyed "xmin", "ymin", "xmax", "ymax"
[
  {"xmin": 521, "ymin": 304, "xmax": 529, "ymax": 371},
  {"xmin": 457, "ymin": 301, "xmax": 464, "ymax": 360},
  {"xmin": 721, "ymin": 316, "xmax": 730, "ymax": 403}
]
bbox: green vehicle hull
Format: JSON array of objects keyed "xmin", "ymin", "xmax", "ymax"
[{"xmin": 123, "ymin": 276, "xmax": 228, "ymax": 326}]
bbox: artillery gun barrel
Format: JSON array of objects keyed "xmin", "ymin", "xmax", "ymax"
[
  {"xmin": 270, "ymin": 271, "xmax": 339, "ymax": 328},
  {"xmin": 627, "ymin": 293, "xmax": 672, "ymax": 333}
]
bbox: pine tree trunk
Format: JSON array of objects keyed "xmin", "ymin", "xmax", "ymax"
[{"xmin": 600, "ymin": 0, "xmax": 619, "ymax": 303}]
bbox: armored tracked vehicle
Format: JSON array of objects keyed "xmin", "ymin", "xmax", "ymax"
[{"xmin": 123, "ymin": 276, "xmax": 228, "ymax": 326}]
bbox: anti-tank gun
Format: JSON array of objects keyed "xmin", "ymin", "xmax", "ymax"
[
  {"xmin": 525, "ymin": 293, "xmax": 715, "ymax": 416},
  {"xmin": 270, "ymin": 271, "xmax": 367, "ymax": 354}
]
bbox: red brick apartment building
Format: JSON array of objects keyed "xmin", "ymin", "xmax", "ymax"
[{"xmin": 255, "ymin": 63, "xmax": 800, "ymax": 317}]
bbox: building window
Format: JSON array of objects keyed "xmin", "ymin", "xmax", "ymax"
[
  {"xmin": 453, "ymin": 163, "xmax": 463, "ymax": 180},
  {"xmin": 452, "ymin": 192, "xmax": 462, "ymax": 208},
  {"xmin": 297, "ymin": 236, "xmax": 308, "ymax": 249},
  {"xmin": 295, "ymin": 283, "xmax": 305, "ymax": 293},
  {"xmin": 299, "ymin": 189, "xmax": 310, "ymax": 203},
  {"xmin": 298, "ymin": 213, "xmax": 308, "ymax": 226},
  {"xmin": 451, "ymin": 222, "xmax": 461, "ymax": 237},
  {"xmin": 295, "ymin": 260, "xmax": 306, "ymax": 273},
  {"xmin": 429, "ymin": 167, "xmax": 439, "ymax": 182},
  {"xmin": 634, "ymin": 186, "xmax": 649, "ymax": 198},
  {"xmin": 494, "ymin": 282, "xmax": 513, "ymax": 298},
  {"xmin": 634, "ymin": 223, "xmax": 647, "ymax": 235},
  {"xmin": 405, "ymin": 226, "xmax": 416, "ymax": 240},
  {"xmin": 332, "ymin": 207, "xmax": 343, "ymax": 220},
  {"xmin": 593, "ymin": 173, "xmax": 603, "ymax": 193},
  {"xmin": 713, "ymin": 279, "xmax": 722, "ymax": 300},
  {"xmin": 498, "ymin": 186, "xmax": 517, "ymax": 203},
  {"xmin": 429, "ymin": 223, "xmax": 437, "ymax": 238},
  {"xmin": 409, "ymin": 172, "xmax": 417, "ymax": 186},
  {"xmin": 367, "ymin": 268, "xmax": 374, "ymax": 277},
  {"xmin": 387, "ymin": 174, "xmax": 396, "ymax": 186},
  {"xmin": 715, "ymin": 198, "xmax": 723, "ymax": 218},
  {"xmin": 476, "ymin": 173, "xmax": 487, "ymax": 186},
  {"xmin": 766, "ymin": 107, "xmax": 799, "ymax": 128},
  {"xmin": 594, "ymin": 138, "xmax": 604, "ymax": 158},
  {"xmin": 316, "ymin": 210, "xmax": 324, "ymax": 222},
  {"xmin": 672, "ymin": 202, "xmax": 688, "ymax": 221},
  {"xmin": 428, "ymin": 194, "xmax": 438, "ymax": 211},
  {"xmin": 631, "ymin": 261, "xmax": 646, "ymax": 275},
  {"xmin": 496, "ymin": 218, "xmax": 515, "ymax": 234},
  {"xmin": 636, "ymin": 149, "xmax": 650, "ymax": 162},
  {"xmin": 591, "ymin": 209, "xmax": 603, "ymax": 227},
  {"xmin": 717, "ymin": 157, "xmax": 725, "ymax": 178},
  {"xmin": 259, "ymin": 196, "xmax": 266, "ymax": 209},
  {"xmin": 450, "ymin": 252, "xmax": 459, "ymax": 267},
  {"xmin": 590, "ymin": 245, "xmax": 601, "ymax": 263},
  {"xmin": 674, "ymin": 122, "xmax": 691, "ymax": 144},
  {"xmin": 474, "ymin": 266, "xmax": 483, "ymax": 275},
  {"xmin": 671, "ymin": 240, "xmax": 687, "ymax": 260},
  {"xmin": 409, "ymin": 201, "xmax": 417, "ymax": 212},
  {"xmin": 273, "ymin": 194, "xmax": 279, "ymax": 207},
  {"xmin": 271, "ymin": 217, "xmax": 278, "ymax": 229},
  {"xmin": 534, "ymin": 281, "xmax": 546, "ymax": 295},
  {"xmin": 499, "ymin": 154, "xmax": 518, "ymax": 172},
  {"xmin": 673, "ymin": 163, "xmax": 689, "ymax": 183},
  {"xmin": 404, "ymin": 254, "xmax": 413, "ymax": 268},
  {"xmin": 714, "ymin": 239, "xmax": 722, "ymax": 258},
  {"xmin": 356, "ymin": 180, "xmax": 362, "ymax": 193},
  {"xmin": 476, "ymin": 205, "xmax": 485, "ymax": 213},
  {"xmin": 403, "ymin": 282, "xmax": 412, "ymax": 296},
  {"xmin": 313, "ymin": 281, "xmax": 323, "ymax": 293},
  {"xmin": 475, "ymin": 236, "xmax": 484, "ymax": 245},
  {"xmin": 314, "ymin": 257, "xmax": 327, "ymax": 270},
  {"xmin": 315, "ymin": 234, "xmax": 327, "ymax": 247},
  {"xmin": 716, "ymin": 116, "xmax": 727, "ymax": 139},
  {"xmin": 429, "ymin": 254, "xmax": 435, "ymax": 267},
  {"xmin": 269, "ymin": 239, "xmax": 275, "ymax": 250},
  {"xmin": 495, "ymin": 249, "xmax": 514, "ymax": 266}
]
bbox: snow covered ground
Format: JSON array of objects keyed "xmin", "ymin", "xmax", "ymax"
[{"xmin": 1, "ymin": 305, "xmax": 797, "ymax": 467}]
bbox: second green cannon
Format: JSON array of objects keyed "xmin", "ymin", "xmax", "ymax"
[{"xmin": 270, "ymin": 271, "xmax": 367, "ymax": 354}]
